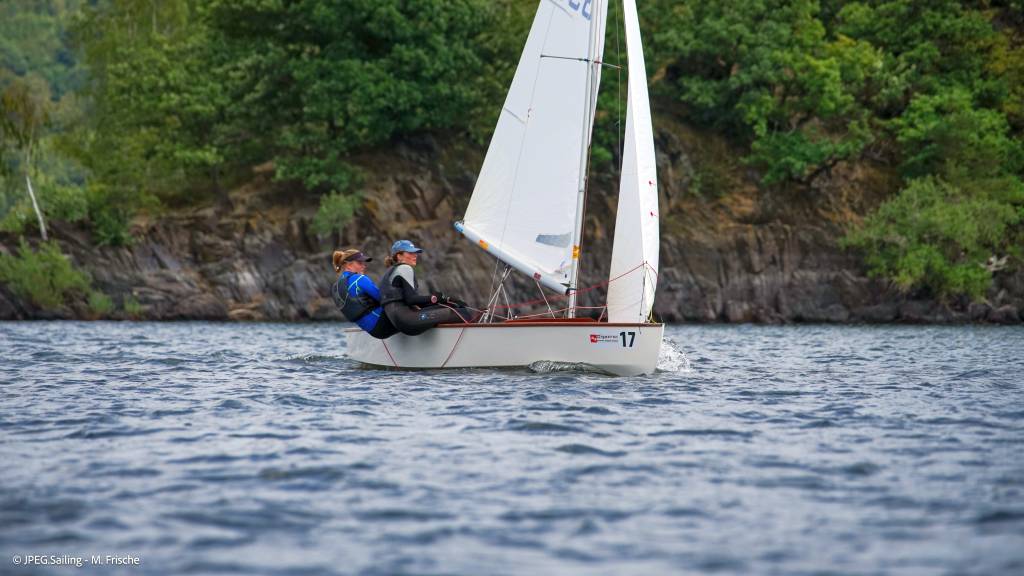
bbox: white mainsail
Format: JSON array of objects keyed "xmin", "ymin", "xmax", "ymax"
[
  {"xmin": 458, "ymin": 0, "xmax": 608, "ymax": 294},
  {"xmin": 606, "ymin": 0, "xmax": 659, "ymax": 323}
]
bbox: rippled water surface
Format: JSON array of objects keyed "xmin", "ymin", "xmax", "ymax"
[{"xmin": 2, "ymin": 322, "xmax": 1023, "ymax": 575}]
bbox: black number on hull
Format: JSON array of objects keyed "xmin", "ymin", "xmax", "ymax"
[{"xmin": 619, "ymin": 331, "xmax": 636, "ymax": 348}]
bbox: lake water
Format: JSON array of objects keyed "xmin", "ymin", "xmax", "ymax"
[{"xmin": 1, "ymin": 322, "xmax": 1023, "ymax": 575}]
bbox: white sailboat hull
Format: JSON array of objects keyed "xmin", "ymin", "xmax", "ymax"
[{"xmin": 345, "ymin": 321, "xmax": 664, "ymax": 376}]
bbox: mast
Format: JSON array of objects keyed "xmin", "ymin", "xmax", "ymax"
[{"xmin": 567, "ymin": 0, "xmax": 603, "ymax": 318}]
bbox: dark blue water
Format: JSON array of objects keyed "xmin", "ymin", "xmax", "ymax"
[{"xmin": 1, "ymin": 322, "xmax": 1023, "ymax": 575}]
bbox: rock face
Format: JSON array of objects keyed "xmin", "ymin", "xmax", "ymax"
[{"xmin": 1, "ymin": 127, "xmax": 1022, "ymax": 323}]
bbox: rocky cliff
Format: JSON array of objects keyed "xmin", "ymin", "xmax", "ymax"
[{"xmin": 2, "ymin": 115, "xmax": 1022, "ymax": 323}]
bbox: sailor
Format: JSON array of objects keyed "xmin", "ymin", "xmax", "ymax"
[
  {"xmin": 380, "ymin": 239, "xmax": 475, "ymax": 336},
  {"xmin": 331, "ymin": 249, "xmax": 398, "ymax": 339}
]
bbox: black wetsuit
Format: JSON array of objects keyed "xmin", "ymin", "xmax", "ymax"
[{"xmin": 380, "ymin": 264, "xmax": 473, "ymax": 336}]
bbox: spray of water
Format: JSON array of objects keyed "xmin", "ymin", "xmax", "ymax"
[
  {"xmin": 657, "ymin": 338, "xmax": 692, "ymax": 373},
  {"xmin": 528, "ymin": 360, "xmax": 609, "ymax": 375}
]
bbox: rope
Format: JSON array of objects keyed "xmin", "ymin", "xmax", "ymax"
[
  {"xmin": 381, "ymin": 339, "xmax": 399, "ymax": 368},
  {"xmin": 441, "ymin": 327, "xmax": 467, "ymax": 368}
]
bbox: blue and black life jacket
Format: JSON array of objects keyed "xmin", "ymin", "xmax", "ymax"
[{"xmin": 332, "ymin": 274, "xmax": 378, "ymax": 322}]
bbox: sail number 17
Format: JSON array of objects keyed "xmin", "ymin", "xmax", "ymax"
[{"xmin": 619, "ymin": 331, "xmax": 636, "ymax": 348}]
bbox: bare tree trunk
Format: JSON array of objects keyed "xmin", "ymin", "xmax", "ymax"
[
  {"xmin": 24, "ymin": 143, "xmax": 47, "ymax": 241},
  {"xmin": 25, "ymin": 174, "xmax": 47, "ymax": 241}
]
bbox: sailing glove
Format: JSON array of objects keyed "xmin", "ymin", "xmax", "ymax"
[{"xmin": 431, "ymin": 291, "xmax": 466, "ymax": 307}]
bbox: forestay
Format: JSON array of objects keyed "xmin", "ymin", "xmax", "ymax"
[
  {"xmin": 458, "ymin": 0, "xmax": 608, "ymax": 294},
  {"xmin": 606, "ymin": 0, "xmax": 659, "ymax": 323}
]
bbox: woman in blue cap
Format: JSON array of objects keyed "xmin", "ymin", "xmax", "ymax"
[
  {"xmin": 380, "ymin": 239, "xmax": 474, "ymax": 335},
  {"xmin": 331, "ymin": 248, "xmax": 397, "ymax": 339}
]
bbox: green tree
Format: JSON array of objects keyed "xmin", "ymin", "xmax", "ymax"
[
  {"xmin": 893, "ymin": 88, "xmax": 1023, "ymax": 180},
  {"xmin": 650, "ymin": 0, "xmax": 877, "ymax": 183},
  {"xmin": 0, "ymin": 238, "xmax": 91, "ymax": 309},
  {"xmin": 64, "ymin": 0, "xmax": 232, "ymax": 242},
  {"xmin": 65, "ymin": 0, "xmax": 502, "ymax": 235},
  {"xmin": 831, "ymin": 0, "xmax": 999, "ymax": 113},
  {"xmin": 0, "ymin": 0, "xmax": 85, "ymax": 99},
  {"xmin": 1, "ymin": 2, "xmax": 91, "ymax": 235},
  {"xmin": 834, "ymin": 2, "xmax": 1024, "ymax": 299},
  {"xmin": 0, "ymin": 72, "xmax": 54, "ymax": 236},
  {"xmin": 71, "ymin": 0, "xmax": 227, "ymax": 199},
  {"xmin": 207, "ymin": 0, "xmax": 494, "ymax": 231},
  {"xmin": 844, "ymin": 176, "xmax": 1023, "ymax": 299}
]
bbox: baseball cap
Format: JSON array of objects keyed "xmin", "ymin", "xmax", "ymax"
[{"xmin": 390, "ymin": 240, "xmax": 424, "ymax": 255}]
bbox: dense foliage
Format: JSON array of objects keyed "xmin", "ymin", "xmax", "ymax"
[
  {"xmin": 0, "ymin": 238, "xmax": 90, "ymax": 309},
  {"xmin": 0, "ymin": 0, "xmax": 83, "ymax": 98},
  {"xmin": 645, "ymin": 0, "xmax": 1024, "ymax": 298},
  {"xmin": 0, "ymin": 1, "xmax": 86, "ymax": 237},
  {"xmin": 3, "ymin": 0, "xmax": 504, "ymax": 244},
  {"xmin": 2, "ymin": 0, "xmax": 1023, "ymax": 301}
]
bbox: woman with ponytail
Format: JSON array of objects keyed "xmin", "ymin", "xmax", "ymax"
[{"xmin": 331, "ymin": 248, "xmax": 397, "ymax": 339}]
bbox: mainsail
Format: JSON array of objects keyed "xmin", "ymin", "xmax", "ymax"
[
  {"xmin": 606, "ymin": 0, "xmax": 659, "ymax": 323},
  {"xmin": 457, "ymin": 0, "xmax": 608, "ymax": 294}
]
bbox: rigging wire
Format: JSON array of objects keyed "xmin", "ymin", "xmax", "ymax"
[{"xmin": 535, "ymin": 276, "xmax": 557, "ymax": 318}]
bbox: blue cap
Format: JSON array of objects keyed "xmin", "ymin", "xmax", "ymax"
[{"xmin": 390, "ymin": 239, "xmax": 424, "ymax": 255}]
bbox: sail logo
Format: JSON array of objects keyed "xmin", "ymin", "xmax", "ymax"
[
  {"xmin": 567, "ymin": 0, "xmax": 593, "ymax": 20},
  {"xmin": 589, "ymin": 333, "xmax": 618, "ymax": 345}
]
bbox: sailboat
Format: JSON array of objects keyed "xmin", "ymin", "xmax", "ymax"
[{"xmin": 345, "ymin": 0, "xmax": 663, "ymax": 376}]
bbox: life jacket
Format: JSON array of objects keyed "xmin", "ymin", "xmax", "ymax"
[
  {"xmin": 380, "ymin": 264, "xmax": 417, "ymax": 306},
  {"xmin": 332, "ymin": 273, "xmax": 378, "ymax": 322}
]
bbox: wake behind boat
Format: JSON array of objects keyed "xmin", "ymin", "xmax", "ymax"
[{"xmin": 347, "ymin": 0, "xmax": 663, "ymax": 376}]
